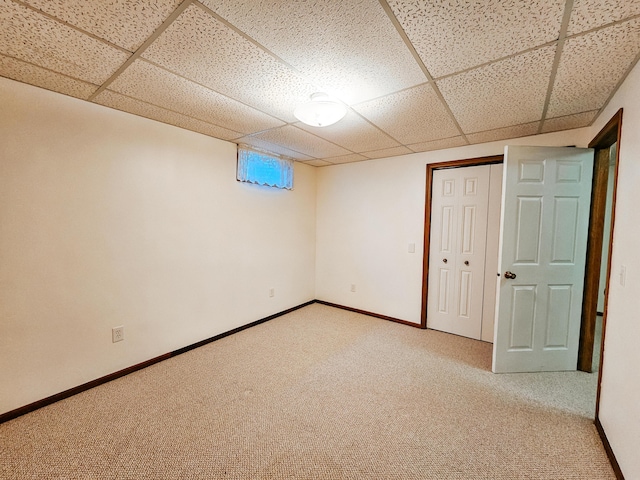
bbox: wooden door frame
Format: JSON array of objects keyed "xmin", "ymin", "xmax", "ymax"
[
  {"xmin": 420, "ymin": 155, "xmax": 504, "ymax": 328},
  {"xmin": 577, "ymin": 110, "xmax": 622, "ymax": 380}
]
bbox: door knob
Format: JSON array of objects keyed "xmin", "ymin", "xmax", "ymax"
[
  {"xmin": 504, "ymin": 271, "xmax": 517, "ymax": 279},
  {"xmin": 464, "ymin": 260, "xmax": 469, "ymax": 266},
  {"xmin": 443, "ymin": 258, "xmax": 448, "ymax": 263}
]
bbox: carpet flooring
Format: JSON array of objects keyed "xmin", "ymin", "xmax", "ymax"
[{"xmin": 0, "ymin": 304, "xmax": 615, "ymax": 479}]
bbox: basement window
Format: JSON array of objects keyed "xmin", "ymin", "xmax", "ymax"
[{"xmin": 237, "ymin": 146, "xmax": 293, "ymax": 190}]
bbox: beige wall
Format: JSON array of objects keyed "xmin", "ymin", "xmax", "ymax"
[
  {"xmin": 589, "ymin": 60, "xmax": 640, "ymax": 479},
  {"xmin": 315, "ymin": 128, "xmax": 592, "ymax": 324},
  {"xmin": 0, "ymin": 77, "xmax": 317, "ymax": 415}
]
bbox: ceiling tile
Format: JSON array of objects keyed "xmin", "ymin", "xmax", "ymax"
[
  {"xmin": 21, "ymin": 0, "xmax": 182, "ymax": 51},
  {"xmin": 438, "ymin": 46, "xmax": 555, "ymax": 133},
  {"xmin": 541, "ymin": 110, "xmax": 598, "ymax": 133},
  {"xmin": 236, "ymin": 137, "xmax": 314, "ymax": 162},
  {"xmin": 250, "ymin": 126, "xmax": 351, "ymax": 159},
  {"xmin": 143, "ymin": 4, "xmax": 318, "ymax": 123},
  {"xmin": 361, "ymin": 146, "xmax": 414, "ymax": 159},
  {"xmin": 466, "ymin": 122, "xmax": 540, "ymax": 144},
  {"xmin": 387, "ymin": 0, "xmax": 564, "ymax": 78},
  {"xmin": 199, "ymin": 0, "xmax": 426, "ymax": 105},
  {"xmin": 353, "ymin": 84, "xmax": 460, "ymax": 145},
  {"xmin": 0, "ymin": 54, "xmax": 97, "ymax": 99},
  {"xmin": 93, "ymin": 90, "xmax": 243, "ymax": 140},
  {"xmin": 294, "ymin": 110, "xmax": 401, "ymax": 153},
  {"xmin": 548, "ymin": 19, "xmax": 640, "ymax": 118},
  {"xmin": 322, "ymin": 153, "xmax": 368, "ymax": 165},
  {"xmin": 568, "ymin": 0, "xmax": 640, "ymax": 36},
  {"xmin": 302, "ymin": 160, "xmax": 333, "ymax": 167},
  {"xmin": 0, "ymin": 0, "xmax": 130, "ymax": 85},
  {"xmin": 408, "ymin": 136, "xmax": 468, "ymax": 153},
  {"xmin": 108, "ymin": 59, "xmax": 285, "ymax": 134}
]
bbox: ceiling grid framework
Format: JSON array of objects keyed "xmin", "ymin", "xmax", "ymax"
[
  {"xmin": 536, "ymin": 0, "xmax": 575, "ymax": 134},
  {"xmin": 1, "ymin": 0, "xmax": 639, "ymax": 166}
]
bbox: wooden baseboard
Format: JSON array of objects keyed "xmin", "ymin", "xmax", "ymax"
[
  {"xmin": 0, "ymin": 300, "xmax": 315, "ymax": 425},
  {"xmin": 314, "ymin": 300, "xmax": 421, "ymax": 328},
  {"xmin": 595, "ymin": 417, "xmax": 625, "ymax": 480}
]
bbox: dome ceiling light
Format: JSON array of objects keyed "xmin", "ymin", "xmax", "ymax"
[{"xmin": 293, "ymin": 93, "xmax": 347, "ymax": 127}]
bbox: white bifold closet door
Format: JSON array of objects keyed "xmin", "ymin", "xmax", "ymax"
[{"xmin": 427, "ymin": 165, "xmax": 493, "ymax": 340}]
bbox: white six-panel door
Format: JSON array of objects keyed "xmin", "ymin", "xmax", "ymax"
[
  {"xmin": 492, "ymin": 146, "xmax": 594, "ymax": 373},
  {"xmin": 427, "ymin": 165, "xmax": 490, "ymax": 339}
]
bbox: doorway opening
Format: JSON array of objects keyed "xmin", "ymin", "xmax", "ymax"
[{"xmin": 591, "ymin": 141, "xmax": 616, "ymax": 373}]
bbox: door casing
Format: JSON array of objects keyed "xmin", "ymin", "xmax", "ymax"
[{"xmin": 578, "ymin": 109, "xmax": 622, "ymax": 376}]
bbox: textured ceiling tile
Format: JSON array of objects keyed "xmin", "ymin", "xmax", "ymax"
[
  {"xmin": 200, "ymin": 0, "xmax": 426, "ymax": 105},
  {"xmin": 303, "ymin": 160, "xmax": 333, "ymax": 167},
  {"xmin": 466, "ymin": 122, "xmax": 540, "ymax": 144},
  {"xmin": 94, "ymin": 90, "xmax": 243, "ymax": 141},
  {"xmin": 567, "ymin": 0, "xmax": 640, "ymax": 35},
  {"xmin": 321, "ymin": 153, "xmax": 368, "ymax": 164},
  {"xmin": 294, "ymin": 110, "xmax": 401, "ymax": 153},
  {"xmin": 548, "ymin": 19, "xmax": 640, "ymax": 118},
  {"xmin": 143, "ymin": 4, "xmax": 318, "ymax": 122},
  {"xmin": 387, "ymin": 0, "xmax": 565, "ymax": 78},
  {"xmin": 21, "ymin": 0, "xmax": 182, "ymax": 51},
  {"xmin": 108, "ymin": 59, "xmax": 285, "ymax": 134},
  {"xmin": 251, "ymin": 126, "xmax": 351, "ymax": 159},
  {"xmin": 353, "ymin": 84, "xmax": 460, "ymax": 145},
  {"xmin": 0, "ymin": 54, "xmax": 97, "ymax": 99},
  {"xmin": 408, "ymin": 136, "xmax": 468, "ymax": 153},
  {"xmin": 438, "ymin": 46, "xmax": 556, "ymax": 133},
  {"xmin": 0, "ymin": 0, "xmax": 129, "ymax": 84},
  {"xmin": 541, "ymin": 110, "xmax": 598, "ymax": 133},
  {"xmin": 236, "ymin": 137, "xmax": 314, "ymax": 161},
  {"xmin": 361, "ymin": 146, "xmax": 414, "ymax": 159}
]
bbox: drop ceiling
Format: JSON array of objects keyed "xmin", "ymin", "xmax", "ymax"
[{"xmin": 1, "ymin": 0, "xmax": 639, "ymax": 167}]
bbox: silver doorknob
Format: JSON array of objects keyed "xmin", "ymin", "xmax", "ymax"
[
  {"xmin": 443, "ymin": 258, "xmax": 448, "ymax": 263},
  {"xmin": 504, "ymin": 271, "xmax": 517, "ymax": 279}
]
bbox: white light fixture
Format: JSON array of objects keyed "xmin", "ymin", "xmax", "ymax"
[{"xmin": 294, "ymin": 93, "xmax": 347, "ymax": 127}]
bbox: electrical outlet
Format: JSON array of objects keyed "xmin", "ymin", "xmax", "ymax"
[
  {"xmin": 350, "ymin": 284, "xmax": 356, "ymax": 293},
  {"xmin": 112, "ymin": 326, "xmax": 124, "ymax": 343},
  {"xmin": 269, "ymin": 288, "xmax": 275, "ymax": 298}
]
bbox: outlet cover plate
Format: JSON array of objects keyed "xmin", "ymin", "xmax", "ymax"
[{"xmin": 112, "ymin": 326, "xmax": 124, "ymax": 343}]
